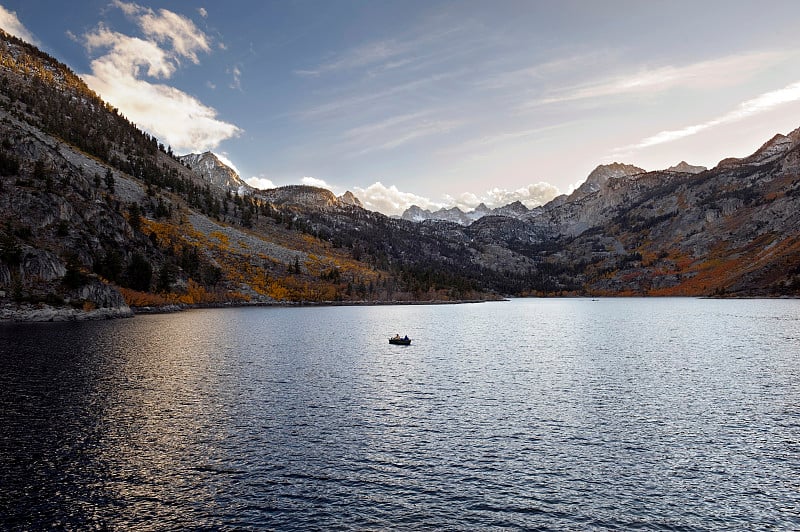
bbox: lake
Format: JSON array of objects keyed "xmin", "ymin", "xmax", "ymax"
[{"xmin": 1, "ymin": 298, "xmax": 799, "ymax": 530}]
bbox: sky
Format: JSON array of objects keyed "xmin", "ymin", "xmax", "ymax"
[{"xmin": 2, "ymin": 1, "xmax": 800, "ymax": 215}]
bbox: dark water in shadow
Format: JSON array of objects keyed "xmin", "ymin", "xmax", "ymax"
[{"xmin": 1, "ymin": 298, "xmax": 799, "ymax": 530}]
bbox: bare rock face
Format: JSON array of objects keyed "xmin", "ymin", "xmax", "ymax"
[
  {"xmin": 338, "ymin": 191, "xmax": 363, "ymax": 207},
  {"xmin": 179, "ymin": 152, "xmax": 252, "ymax": 193}
]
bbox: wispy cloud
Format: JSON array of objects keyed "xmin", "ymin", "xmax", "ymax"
[
  {"xmin": 295, "ymin": 39, "xmax": 409, "ymax": 77},
  {"xmin": 528, "ymin": 51, "xmax": 793, "ymax": 107},
  {"xmin": 229, "ymin": 64, "xmax": 242, "ymax": 90},
  {"xmin": 298, "ymin": 70, "xmax": 464, "ymax": 120},
  {"xmin": 294, "ymin": 24, "xmax": 468, "ymax": 78},
  {"xmin": 475, "ymin": 52, "xmax": 607, "ymax": 91},
  {"xmin": 81, "ymin": 2, "xmax": 241, "ymax": 153},
  {"xmin": 617, "ymin": 79, "xmax": 800, "ymax": 153},
  {"xmin": 0, "ymin": 4, "xmax": 39, "ymax": 45},
  {"xmin": 343, "ymin": 114, "xmax": 463, "ymax": 157}
]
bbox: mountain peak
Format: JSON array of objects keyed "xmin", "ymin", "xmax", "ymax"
[
  {"xmin": 570, "ymin": 162, "xmax": 645, "ymax": 199},
  {"xmin": 179, "ymin": 152, "xmax": 250, "ymax": 193},
  {"xmin": 586, "ymin": 163, "xmax": 646, "ymax": 185},
  {"xmin": 666, "ymin": 161, "xmax": 706, "ymax": 174},
  {"xmin": 338, "ymin": 190, "xmax": 363, "ymax": 207}
]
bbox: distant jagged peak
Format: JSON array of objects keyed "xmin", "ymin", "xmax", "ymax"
[
  {"xmin": 401, "ymin": 200, "xmax": 531, "ymax": 225},
  {"xmin": 570, "ymin": 162, "xmax": 645, "ymax": 199},
  {"xmin": 666, "ymin": 161, "xmax": 707, "ymax": 174},
  {"xmin": 338, "ymin": 190, "xmax": 363, "ymax": 207},
  {"xmin": 493, "ymin": 200, "xmax": 529, "ymax": 217}
]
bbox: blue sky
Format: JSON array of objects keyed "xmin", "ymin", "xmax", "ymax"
[{"xmin": 3, "ymin": 1, "xmax": 800, "ymax": 214}]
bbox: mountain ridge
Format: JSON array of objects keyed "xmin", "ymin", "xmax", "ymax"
[{"xmin": 1, "ymin": 29, "xmax": 799, "ymax": 320}]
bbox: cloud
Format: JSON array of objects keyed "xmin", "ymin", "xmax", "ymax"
[
  {"xmin": 301, "ymin": 176, "xmax": 333, "ymax": 189},
  {"xmin": 198, "ymin": 7, "xmax": 208, "ymax": 18},
  {"xmin": 246, "ymin": 176, "xmax": 276, "ymax": 190},
  {"xmin": 482, "ymin": 183, "xmax": 560, "ymax": 209},
  {"xmin": 441, "ymin": 183, "xmax": 560, "ymax": 211},
  {"xmin": 293, "ymin": 25, "xmax": 467, "ymax": 78},
  {"xmin": 352, "ymin": 182, "xmax": 444, "ymax": 216},
  {"xmin": 349, "ymin": 118, "xmax": 463, "ymax": 156},
  {"xmin": 0, "ymin": 5, "xmax": 39, "ymax": 45},
  {"xmin": 113, "ymin": 1, "xmax": 210, "ymax": 63},
  {"xmin": 80, "ymin": 3, "xmax": 241, "ymax": 153},
  {"xmin": 298, "ymin": 70, "xmax": 462, "ymax": 120},
  {"xmin": 618, "ymin": 79, "xmax": 800, "ymax": 153},
  {"xmin": 529, "ymin": 51, "xmax": 792, "ymax": 107},
  {"xmin": 295, "ymin": 39, "xmax": 407, "ymax": 77},
  {"xmin": 215, "ymin": 152, "xmax": 240, "ymax": 175},
  {"xmin": 229, "ymin": 65, "xmax": 242, "ymax": 90},
  {"xmin": 352, "ymin": 180, "xmax": 562, "ymax": 216}
]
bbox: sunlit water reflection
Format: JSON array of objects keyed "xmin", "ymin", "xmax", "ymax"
[{"xmin": 1, "ymin": 298, "xmax": 799, "ymax": 529}]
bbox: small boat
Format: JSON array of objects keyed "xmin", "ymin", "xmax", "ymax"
[{"xmin": 389, "ymin": 335, "xmax": 411, "ymax": 345}]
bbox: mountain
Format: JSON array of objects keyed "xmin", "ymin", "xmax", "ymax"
[
  {"xmin": 1, "ymin": 28, "xmax": 799, "ymax": 319},
  {"xmin": 400, "ymin": 200, "xmax": 532, "ymax": 225},
  {"xmin": 178, "ymin": 151, "xmax": 252, "ymax": 194},
  {"xmin": 0, "ymin": 29, "xmax": 491, "ymax": 320},
  {"xmin": 255, "ymin": 185, "xmax": 364, "ymax": 210},
  {"xmin": 666, "ymin": 161, "xmax": 706, "ymax": 174}
]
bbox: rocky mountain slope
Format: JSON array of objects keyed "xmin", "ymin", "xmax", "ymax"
[{"xmin": 0, "ymin": 29, "xmax": 485, "ymax": 319}]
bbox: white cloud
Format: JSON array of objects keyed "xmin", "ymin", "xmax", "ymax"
[
  {"xmin": 442, "ymin": 183, "xmax": 560, "ymax": 211},
  {"xmin": 84, "ymin": 24, "xmax": 175, "ymax": 78},
  {"xmin": 215, "ymin": 152, "xmax": 240, "ymax": 175},
  {"xmin": 81, "ymin": 4, "xmax": 241, "ymax": 153},
  {"xmin": 0, "ymin": 5, "xmax": 39, "ymax": 45},
  {"xmin": 352, "ymin": 180, "xmax": 562, "ymax": 216},
  {"xmin": 301, "ymin": 176, "xmax": 333, "ymax": 189},
  {"xmin": 618, "ymin": 79, "xmax": 800, "ymax": 153},
  {"xmin": 483, "ymin": 183, "xmax": 560, "ymax": 209},
  {"xmin": 198, "ymin": 7, "xmax": 208, "ymax": 18},
  {"xmin": 113, "ymin": 0, "xmax": 210, "ymax": 63},
  {"xmin": 246, "ymin": 176, "xmax": 276, "ymax": 190},
  {"xmin": 352, "ymin": 182, "xmax": 444, "ymax": 216}
]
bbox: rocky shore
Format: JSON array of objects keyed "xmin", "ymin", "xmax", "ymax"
[{"xmin": 0, "ymin": 302, "xmax": 133, "ymax": 322}]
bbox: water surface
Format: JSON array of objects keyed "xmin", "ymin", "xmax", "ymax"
[{"xmin": 1, "ymin": 298, "xmax": 799, "ymax": 529}]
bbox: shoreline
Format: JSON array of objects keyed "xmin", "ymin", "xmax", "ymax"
[
  {"xmin": 0, "ymin": 297, "xmax": 503, "ymax": 322},
  {"xmin": 130, "ymin": 297, "xmax": 501, "ymax": 314},
  {"xmin": 4, "ymin": 294, "xmax": 797, "ymax": 323}
]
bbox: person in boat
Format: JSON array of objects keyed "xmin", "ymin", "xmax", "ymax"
[
  {"xmin": 403, "ymin": 335, "xmax": 409, "ymax": 341},
  {"xmin": 392, "ymin": 334, "xmax": 401, "ymax": 340}
]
